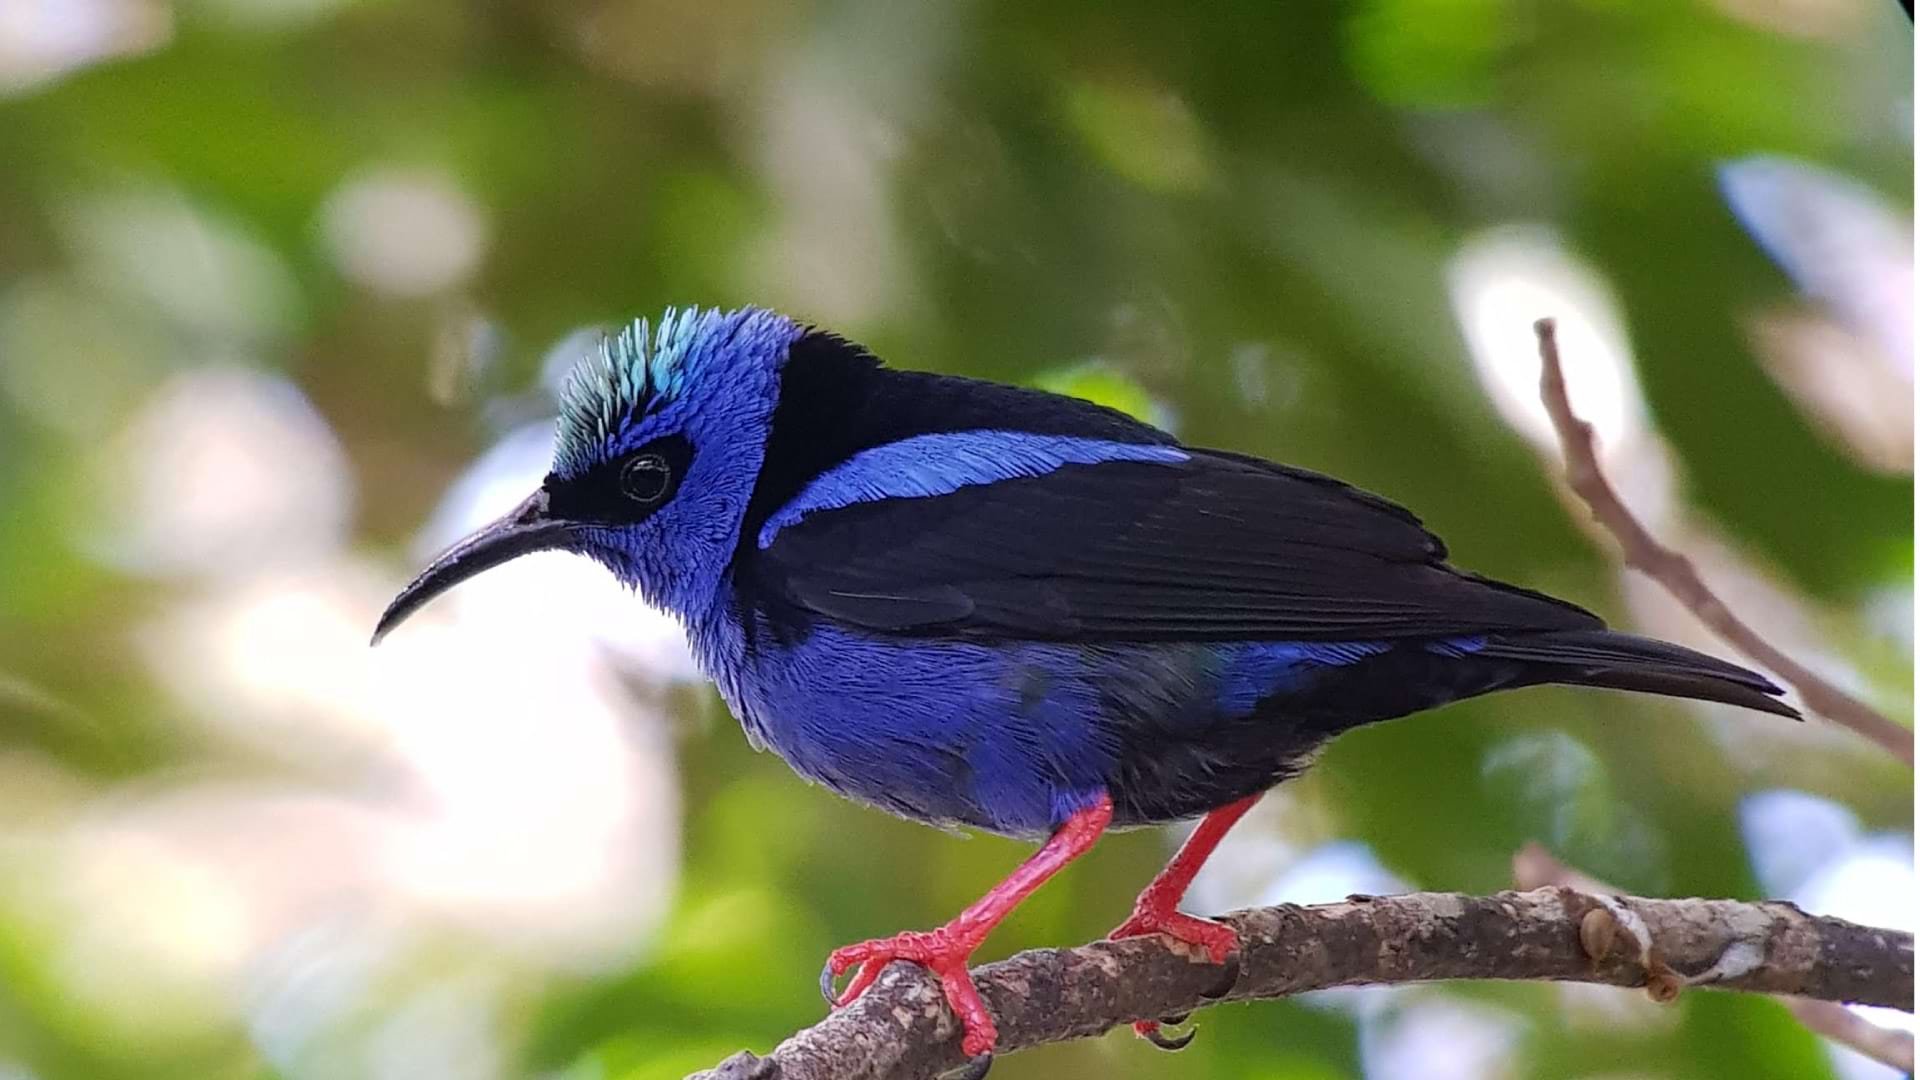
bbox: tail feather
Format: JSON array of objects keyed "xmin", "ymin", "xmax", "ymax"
[{"xmin": 1478, "ymin": 630, "xmax": 1801, "ymax": 720}]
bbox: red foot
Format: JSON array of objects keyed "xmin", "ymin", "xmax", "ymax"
[
  {"xmin": 823, "ymin": 926, "xmax": 996, "ymax": 1056},
  {"xmin": 820, "ymin": 794, "xmax": 1117, "ymax": 1060},
  {"xmin": 1107, "ymin": 793, "xmax": 1260, "ymax": 1045},
  {"xmin": 1109, "ymin": 905, "xmax": 1240, "ymax": 1043},
  {"xmin": 1108, "ymin": 905, "xmax": 1239, "ymax": 963},
  {"xmin": 821, "ymin": 795, "xmax": 1121, "ymax": 1053}
]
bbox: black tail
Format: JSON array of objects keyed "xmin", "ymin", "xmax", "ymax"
[{"xmin": 1478, "ymin": 630, "xmax": 1801, "ymax": 719}]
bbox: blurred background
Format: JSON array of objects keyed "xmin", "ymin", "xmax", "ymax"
[{"xmin": 0, "ymin": 2, "xmax": 1912, "ymax": 1078}]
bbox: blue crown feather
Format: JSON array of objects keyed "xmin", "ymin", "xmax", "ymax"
[{"xmin": 554, "ymin": 307, "xmax": 711, "ymax": 477}]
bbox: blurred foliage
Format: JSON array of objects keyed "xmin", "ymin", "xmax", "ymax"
[{"xmin": 0, "ymin": 1, "xmax": 1911, "ymax": 1079}]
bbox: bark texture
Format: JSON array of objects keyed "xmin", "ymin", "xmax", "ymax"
[{"xmin": 686, "ymin": 886, "xmax": 1915, "ymax": 1080}]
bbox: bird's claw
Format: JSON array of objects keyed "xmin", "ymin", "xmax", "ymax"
[
  {"xmin": 1202, "ymin": 949, "xmax": 1242, "ymax": 1000},
  {"xmin": 1119, "ymin": 946, "xmax": 1235, "ymax": 1050},
  {"xmin": 1109, "ymin": 907, "xmax": 1238, "ymax": 1052},
  {"xmin": 820, "ymin": 941, "xmax": 898, "ymax": 1009},
  {"xmin": 818, "ymin": 955, "xmax": 841, "ymax": 1005},
  {"xmin": 944, "ymin": 1052, "xmax": 994, "ymax": 1080},
  {"xmin": 819, "ymin": 928, "xmax": 1000, "ymax": 1057}
]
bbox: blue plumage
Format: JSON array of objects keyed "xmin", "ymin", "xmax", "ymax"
[
  {"xmin": 374, "ymin": 305, "xmax": 1797, "ymax": 1065},
  {"xmin": 714, "ymin": 624, "xmax": 1412, "ymax": 836},
  {"xmin": 757, "ymin": 431, "xmax": 1188, "ymax": 548},
  {"xmin": 553, "ymin": 307, "xmax": 799, "ymax": 480}
]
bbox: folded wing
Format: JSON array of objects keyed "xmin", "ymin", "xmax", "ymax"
[{"xmin": 746, "ymin": 447, "xmax": 1603, "ymax": 642}]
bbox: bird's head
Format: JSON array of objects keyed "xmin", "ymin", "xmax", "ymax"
[{"xmin": 373, "ymin": 305, "xmax": 804, "ymax": 642}]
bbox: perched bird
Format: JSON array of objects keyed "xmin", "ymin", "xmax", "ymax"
[{"xmin": 374, "ymin": 306, "xmax": 1796, "ymax": 1070}]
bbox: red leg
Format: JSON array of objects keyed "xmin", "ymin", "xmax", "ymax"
[
  {"xmin": 1109, "ymin": 793, "xmax": 1260, "ymax": 1042},
  {"xmin": 823, "ymin": 793, "xmax": 1113, "ymax": 1059}
]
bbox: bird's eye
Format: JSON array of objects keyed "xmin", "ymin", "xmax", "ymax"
[{"xmin": 620, "ymin": 453, "xmax": 672, "ymax": 505}]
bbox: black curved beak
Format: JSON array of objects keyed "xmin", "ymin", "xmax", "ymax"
[{"xmin": 371, "ymin": 488, "xmax": 567, "ymax": 644}]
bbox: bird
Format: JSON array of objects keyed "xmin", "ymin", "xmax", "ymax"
[{"xmin": 373, "ymin": 305, "xmax": 1797, "ymax": 1073}]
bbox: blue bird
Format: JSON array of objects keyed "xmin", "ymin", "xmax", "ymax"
[{"xmin": 374, "ymin": 306, "xmax": 1796, "ymax": 1067}]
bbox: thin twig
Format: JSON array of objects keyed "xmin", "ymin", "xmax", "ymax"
[
  {"xmin": 686, "ymin": 886, "xmax": 1913, "ymax": 1080},
  {"xmin": 1786, "ymin": 998, "xmax": 1917, "ymax": 1073},
  {"xmin": 1532, "ymin": 318, "xmax": 1913, "ymax": 765},
  {"xmin": 1516, "ymin": 842, "xmax": 1917, "ymax": 1073}
]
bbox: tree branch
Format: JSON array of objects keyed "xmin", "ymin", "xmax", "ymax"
[
  {"xmin": 686, "ymin": 887, "xmax": 1913, "ymax": 1080},
  {"xmin": 1531, "ymin": 317, "xmax": 1913, "ymax": 765},
  {"xmin": 1516, "ymin": 842, "xmax": 1917, "ymax": 1072}
]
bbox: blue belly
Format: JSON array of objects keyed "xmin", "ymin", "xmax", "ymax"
[{"xmin": 691, "ymin": 603, "xmax": 1462, "ymax": 837}]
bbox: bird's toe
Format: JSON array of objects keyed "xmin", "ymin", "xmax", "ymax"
[{"xmin": 1134, "ymin": 1019, "xmax": 1197, "ymax": 1051}]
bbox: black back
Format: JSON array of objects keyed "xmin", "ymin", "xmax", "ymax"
[
  {"xmin": 737, "ymin": 331, "xmax": 1174, "ymax": 561},
  {"xmin": 728, "ymin": 332, "xmax": 1601, "ymax": 646}
]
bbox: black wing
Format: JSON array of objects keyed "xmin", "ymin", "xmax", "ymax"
[{"xmin": 744, "ymin": 449, "xmax": 1603, "ymax": 642}]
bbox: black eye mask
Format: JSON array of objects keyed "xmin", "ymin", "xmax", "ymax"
[{"xmin": 544, "ymin": 433, "xmax": 694, "ymax": 525}]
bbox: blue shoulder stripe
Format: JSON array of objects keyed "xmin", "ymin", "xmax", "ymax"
[{"xmin": 757, "ymin": 431, "xmax": 1188, "ymax": 548}]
